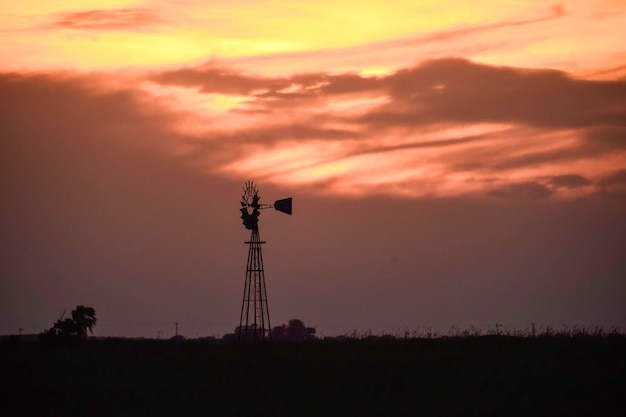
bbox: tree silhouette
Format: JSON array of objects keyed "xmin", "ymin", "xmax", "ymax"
[
  {"xmin": 271, "ymin": 319, "xmax": 316, "ymax": 342},
  {"xmin": 71, "ymin": 305, "xmax": 97, "ymax": 339},
  {"xmin": 39, "ymin": 305, "xmax": 97, "ymax": 343},
  {"xmin": 54, "ymin": 318, "xmax": 78, "ymax": 338}
]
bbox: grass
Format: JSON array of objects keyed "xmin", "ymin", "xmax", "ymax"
[{"xmin": 2, "ymin": 335, "xmax": 625, "ymax": 416}]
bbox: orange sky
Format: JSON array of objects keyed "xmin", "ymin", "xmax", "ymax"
[
  {"xmin": 2, "ymin": 0, "xmax": 625, "ymax": 199},
  {"xmin": 2, "ymin": 1, "xmax": 625, "ymax": 74},
  {"xmin": 2, "ymin": 1, "xmax": 626, "ymax": 337}
]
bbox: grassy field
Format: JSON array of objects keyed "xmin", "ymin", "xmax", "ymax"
[{"xmin": 2, "ymin": 335, "xmax": 625, "ymax": 416}]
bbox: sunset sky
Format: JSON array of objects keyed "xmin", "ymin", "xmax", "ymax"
[{"xmin": 2, "ymin": 0, "xmax": 625, "ymax": 337}]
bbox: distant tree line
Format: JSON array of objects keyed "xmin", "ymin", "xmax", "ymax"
[{"xmin": 222, "ymin": 319, "xmax": 316, "ymax": 342}]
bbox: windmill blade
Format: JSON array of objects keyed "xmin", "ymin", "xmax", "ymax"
[{"xmin": 274, "ymin": 198, "xmax": 292, "ymax": 215}]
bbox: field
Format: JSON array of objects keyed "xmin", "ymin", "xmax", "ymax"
[{"xmin": 2, "ymin": 335, "xmax": 625, "ymax": 416}]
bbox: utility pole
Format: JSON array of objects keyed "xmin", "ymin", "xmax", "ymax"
[
  {"xmin": 175, "ymin": 322, "xmax": 178, "ymax": 337},
  {"xmin": 157, "ymin": 330, "xmax": 162, "ymax": 340}
]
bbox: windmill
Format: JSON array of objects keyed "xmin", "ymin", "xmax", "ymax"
[{"xmin": 238, "ymin": 180, "xmax": 292, "ymax": 342}]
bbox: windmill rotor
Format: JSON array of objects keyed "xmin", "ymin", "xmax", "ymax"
[
  {"xmin": 240, "ymin": 181, "xmax": 261, "ymax": 230},
  {"xmin": 239, "ymin": 181, "xmax": 292, "ymax": 230}
]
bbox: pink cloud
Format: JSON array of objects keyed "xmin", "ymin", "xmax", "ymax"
[
  {"xmin": 50, "ymin": 8, "xmax": 161, "ymax": 30},
  {"xmin": 4, "ymin": 56, "xmax": 626, "ymax": 203},
  {"xmin": 144, "ymin": 58, "xmax": 626, "ymax": 200}
]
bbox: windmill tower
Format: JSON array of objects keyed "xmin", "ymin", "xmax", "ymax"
[{"xmin": 238, "ymin": 181, "xmax": 292, "ymax": 342}]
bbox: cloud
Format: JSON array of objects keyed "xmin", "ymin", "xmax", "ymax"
[
  {"xmin": 584, "ymin": 127, "xmax": 626, "ymax": 150},
  {"xmin": 597, "ymin": 169, "xmax": 626, "ymax": 187},
  {"xmin": 224, "ymin": 3, "xmax": 569, "ymax": 76},
  {"xmin": 154, "ymin": 58, "xmax": 626, "ymax": 132},
  {"xmin": 9, "ymin": 57, "xmax": 623, "ymax": 204},
  {"xmin": 366, "ymin": 58, "xmax": 626, "ymax": 130},
  {"xmin": 151, "ymin": 67, "xmax": 384, "ymax": 101},
  {"xmin": 50, "ymin": 8, "xmax": 161, "ymax": 30},
  {"xmin": 546, "ymin": 174, "xmax": 592, "ymax": 189},
  {"xmin": 145, "ymin": 58, "xmax": 626, "ymax": 199},
  {"xmin": 389, "ymin": 3, "xmax": 566, "ymax": 48},
  {"xmin": 152, "ymin": 68, "xmax": 289, "ymax": 96},
  {"xmin": 489, "ymin": 144, "xmax": 598, "ymax": 172},
  {"xmin": 585, "ymin": 64, "xmax": 626, "ymax": 79},
  {"xmin": 0, "ymin": 72, "xmax": 178, "ymax": 154},
  {"xmin": 486, "ymin": 182, "xmax": 554, "ymax": 201},
  {"xmin": 0, "ymin": 71, "xmax": 206, "ymax": 218}
]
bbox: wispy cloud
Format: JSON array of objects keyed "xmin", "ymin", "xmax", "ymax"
[
  {"xmin": 145, "ymin": 58, "xmax": 626, "ymax": 199},
  {"xmin": 598, "ymin": 169, "xmax": 626, "ymax": 188},
  {"xmin": 225, "ymin": 3, "xmax": 569, "ymax": 75},
  {"xmin": 152, "ymin": 68, "xmax": 289, "ymax": 96},
  {"xmin": 383, "ymin": 3, "xmax": 566, "ymax": 48},
  {"xmin": 486, "ymin": 182, "xmax": 554, "ymax": 201},
  {"xmin": 154, "ymin": 58, "xmax": 626, "ymax": 131},
  {"xmin": 50, "ymin": 8, "xmax": 161, "ymax": 30},
  {"xmin": 546, "ymin": 174, "xmax": 592, "ymax": 189}
]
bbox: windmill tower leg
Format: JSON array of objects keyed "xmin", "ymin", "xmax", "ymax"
[{"xmin": 238, "ymin": 230, "xmax": 272, "ymax": 342}]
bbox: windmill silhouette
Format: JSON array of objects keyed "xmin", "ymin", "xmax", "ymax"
[{"xmin": 238, "ymin": 180, "xmax": 292, "ymax": 342}]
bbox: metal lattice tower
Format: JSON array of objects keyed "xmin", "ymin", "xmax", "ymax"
[
  {"xmin": 237, "ymin": 181, "xmax": 292, "ymax": 342},
  {"xmin": 239, "ymin": 229, "xmax": 271, "ymax": 341}
]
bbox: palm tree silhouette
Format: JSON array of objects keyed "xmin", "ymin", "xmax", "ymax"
[{"xmin": 71, "ymin": 305, "xmax": 97, "ymax": 339}]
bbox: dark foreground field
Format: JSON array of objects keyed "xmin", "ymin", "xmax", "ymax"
[{"xmin": 2, "ymin": 336, "xmax": 625, "ymax": 416}]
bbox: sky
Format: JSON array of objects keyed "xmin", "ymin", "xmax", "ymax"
[{"xmin": 1, "ymin": 0, "xmax": 625, "ymax": 338}]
